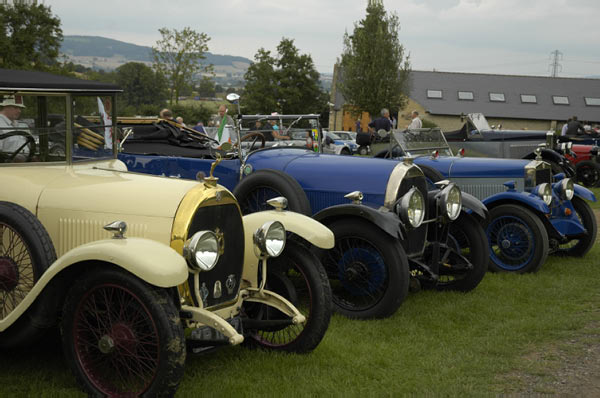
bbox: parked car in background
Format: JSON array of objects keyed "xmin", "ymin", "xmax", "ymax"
[
  {"xmin": 0, "ymin": 69, "xmax": 334, "ymax": 397},
  {"xmin": 374, "ymin": 128, "xmax": 597, "ymax": 273},
  {"xmin": 119, "ymin": 104, "xmax": 490, "ymax": 320},
  {"xmin": 330, "ymin": 131, "xmax": 357, "ymax": 141}
]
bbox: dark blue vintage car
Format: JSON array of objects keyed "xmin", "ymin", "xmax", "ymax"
[
  {"xmin": 118, "ymin": 113, "xmax": 490, "ymax": 319},
  {"xmin": 374, "ymin": 128, "xmax": 598, "ymax": 273}
]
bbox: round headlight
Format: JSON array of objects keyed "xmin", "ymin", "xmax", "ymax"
[
  {"xmin": 398, "ymin": 187, "xmax": 425, "ymax": 228},
  {"xmin": 183, "ymin": 230, "xmax": 219, "ymax": 271},
  {"xmin": 560, "ymin": 178, "xmax": 574, "ymax": 200},
  {"xmin": 441, "ymin": 184, "xmax": 462, "ymax": 221},
  {"xmin": 537, "ymin": 183, "xmax": 552, "ymax": 205},
  {"xmin": 253, "ymin": 221, "xmax": 286, "ymax": 258}
]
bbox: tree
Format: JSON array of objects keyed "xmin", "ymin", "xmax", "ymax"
[
  {"xmin": 115, "ymin": 62, "xmax": 168, "ymax": 108},
  {"xmin": 339, "ymin": 0, "xmax": 411, "ymax": 118},
  {"xmin": 152, "ymin": 27, "xmax": 211, "ymax": 105},
  {"xmin": 243, "ymin": 38, "xmax": 326, "ymax": 115},
  {"xmin": 197, "ymin": 77, "xmax": 216, "ymax": 97},
  {"xmin": 0, "ymin": 3, "xmax": 63, "ymax": 70}
]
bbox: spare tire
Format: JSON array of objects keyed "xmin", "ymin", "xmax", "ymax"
[{"xmin": 233, "ymin": 169, "xmax": 312, "ymax": 216}]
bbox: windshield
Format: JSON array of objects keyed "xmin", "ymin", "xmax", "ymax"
[
  {"xmin": 392, "ymin": 128, "xmax": 454, "ymax": 156},
  {"xmin": 327, "ymin": 132, "xmax": 341, "ymax": 140},
  {"xmin": 468, "ymin": 113, "xmax": 491, "ymax": 131}
]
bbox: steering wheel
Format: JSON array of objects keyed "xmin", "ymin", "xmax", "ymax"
[
  {"xmin": 0, "ymin": 131, "xmax": 36, "ymax": 162},
  {"xmin": 240, "ymin": 131, "xmax": 266, "ymax": 151}
]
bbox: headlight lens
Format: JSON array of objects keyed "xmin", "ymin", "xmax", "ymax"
[
  {"xmin": 184, "ymin": 231, "xmax": 219, "ymax": 271},
  {"xmin": 441, "ymin": 184, "xmax": 462, "ymax": 221},
  {"xmin": 398, "ymin": 187, "xmax": 425, "ymax": 228},
  {"xmin": 253, "ymin": 221, "xmax": 286, "ymax": 258},
  {"xmin": 537, "ymin": 183, "xmax": 553, "ymax": 205},
  {"xmin": 560, "ymin": 178, "xmax": 574, "ymax": 200}
]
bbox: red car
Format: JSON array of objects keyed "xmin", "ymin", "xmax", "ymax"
[{"xmin": 565, "ymin": 144, "xmax": 600, "ymax": 187}]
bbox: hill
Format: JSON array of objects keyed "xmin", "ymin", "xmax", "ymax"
[{"xmin": 60, "ymin": 35, "xmax": 252, "ymax": 78}]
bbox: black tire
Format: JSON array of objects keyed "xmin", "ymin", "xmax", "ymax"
[
  {"xmin": 318, "ymin": 218, "xmax": 409, "ymax": 319},
  {"xmin": 417, "ymin": 164, "xmax": 445, "ymax": 186},
  {"xmin": 340, "ymin": 147, "xmax": 351, "ymax": 155},
  {"xmin": 575, "ymin": 160, "xmax": 600, "ymax": 188},
  {"xmin": 434, "ymin": 212, "xmax": 488, "ymax": 291},
  {"xmin": 233, "ymin": 169, "xmax": 312, "ymax": 216},
  {"xmin": 0, "ymin": 202, "xmax": 56, "ymax": 349},
  {"xmin": 555, "ymin": 196, "xmax": 598, "ymax": 257},
  {"xmin": 243, "ymin": 240, "xmax": 331, "ymax": 353},
  {"xmin": 486, "ymin": 204, "xmax": 549, "ymax": 273},
  {"xmin": 61, "ymin": 268, "xmax": 185, "ymax": 398},
  {"xmin": 357, "ymin": 145, "xmax": 369, "ymax": 155}
]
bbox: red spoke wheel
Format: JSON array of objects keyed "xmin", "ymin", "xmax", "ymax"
[
  {"xmin": 0, "ymin": 202, "xmax": 56, "ymax": 349},
  {"xmin": 62, "ymin": 268, "xmax": 185, "ymax": 397},
  {"xmin": 243, "ymin": 240, "xmax": 331, "ymax": 353}
]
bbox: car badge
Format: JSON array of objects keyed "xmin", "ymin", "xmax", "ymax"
[
  {"xmin": 226, "ymin": 274, "xmax": 236, "ymax": 294},
  {"xmin": 243, "ymin": 164, "xmax": 253, "ymax": 175},
  {"xmin": 213, "ymin": 281, "xmax": 222, "ymax": 299},
  {"xmin": 200, "ymin": 282, "xmax": 209, "ymax": 305},
  {"xmin": 214, "ymin": 227, "xmax": 225, "ymax": 255},
  {"xmin": 215, "ymin": 190, "xmax": 223, "ymax": 202}
]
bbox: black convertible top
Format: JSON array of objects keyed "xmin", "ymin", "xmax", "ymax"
[{"xmin": 0, "ymin": 68, "xmax": 121, "ymax": 93}]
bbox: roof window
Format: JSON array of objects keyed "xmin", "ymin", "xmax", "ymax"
[
  {"xmin": 458, "ymin": 91, "xmax": 473, "ymax": 100},
  {"xmin": 427, "ymin": 89, "xmax": 443, "ymax": 99},
  {"xmin": 489, "ymin": 93, "xmax": 505, "ymax": 102},
  {"xmin": 552, "ymin": 96, "xmax": 569, "ymax": 105},
  {"xmin": 584, "ymin": 97, "xmax": 600, "ymax": 106},
  {"xmin": 520, "ymin": 94, "xmax": 537, "ymax": 104}
]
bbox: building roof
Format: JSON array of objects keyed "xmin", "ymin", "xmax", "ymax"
[
  {"xmin": 410, "ymin": 70, "xmax": 600, "ymax": 122},
  {"xmin": 0, "ymin": 68, "xmax": 121, "ymax": 93}
]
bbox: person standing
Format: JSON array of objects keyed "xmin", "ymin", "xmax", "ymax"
[
  {"xmin": 565, "ymin": 116, "xmax": 584, "ymax": 136},
  {"xmin": 159, "ymin": 108, "xmax": 173, "ymax": 120},
  {"xmin": 0, "ymin": 95, "xmax": 31, "ymax": 161},
  {"xmin": 407, "ymin": 111, "xmax": 422, "ymax": 130},
  {"xmin": 560, "ymin": 118, "xmax": 571, "ymax": 136},
  {"xmin": 355, "ymin": 118, "xmax": 362, "ymax": 133},
  {"xmin": 368, "ymin": 108, "xmax": 392, "ymax": 133},
  {"xmin": 210, "ymin": 105, "xmax": 236, "ymax": 145}
]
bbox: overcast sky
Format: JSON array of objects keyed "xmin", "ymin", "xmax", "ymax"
[{"xmin": 49, "ymin": 0, "xmax": 600, "ymax": 78}]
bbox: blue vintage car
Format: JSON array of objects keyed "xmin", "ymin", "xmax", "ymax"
[
  {"xmin": 374, "ymin": 128, "xmax": 598, "ymax": 273},
  {"xmin": 118, "ymin": 113, "xmax": 490, "ymax": 319}
]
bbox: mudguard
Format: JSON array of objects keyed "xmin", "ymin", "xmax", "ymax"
[
  {"xmin": 0, "ymin": 237, "xmax": 187, "ymax": 332},
  {"xmin": 241, "ymin": 210, "xmax": 335, "ymax": 286},
  {"xmin": 482, "ymin": 191, "xmax": 550, "ymax": 214},
  {"xmin": 460, "ymin": 192, "xmax": 489, "ymax": 221},
  {"xmin": 574, "ymin": 184, "xmax": 597, "ymax": 202},
  {"xmin": 313, "ymin": 203, "xmax": 403, "ymax": 239}
]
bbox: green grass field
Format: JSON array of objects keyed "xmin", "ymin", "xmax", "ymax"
[
  {"xmin": 1, "ymin": 239, "xmax": 599, "ymax": 397},
  {"xmin": 589, "ymin": 187, "xmax": 600, "ymax": 209}
]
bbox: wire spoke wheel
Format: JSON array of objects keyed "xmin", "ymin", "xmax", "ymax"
[
  {"xmin": 0, "ymin": 223, "xmax": 34, "ymax": 318},
  {"xmin": 488, "ymin": 216, "xmax": 535, "ymax": 269},
  {"xmin": 244, "ymin": 241, "xmax": 331, "ymax": 353},
  {"xmin": 323, "ymin": 235, "xmax": 389, "ymax": 313},
  {"xmin": 239, "ymin": 186, "xmax": 282, "ymax": 214},
  {"xmin": 72, "ymin": 283, "xmax": 160, "ymax": 395}
]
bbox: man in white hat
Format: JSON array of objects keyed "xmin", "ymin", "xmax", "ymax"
[{"xmin": 0, "ymin": 95, "xmax": 31, "ymax": 161}]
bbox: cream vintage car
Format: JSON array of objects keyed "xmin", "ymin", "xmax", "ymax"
[{"xmin": 0, "ymin": 69, "xmax": 334, "ymax": 397}]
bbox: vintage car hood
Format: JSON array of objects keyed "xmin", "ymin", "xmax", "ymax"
[
  {"xmin": 479, "ymin": 129, "xmax": 548, "ymax": 140},
  {"xmin": 37, "ymin": 161, "xmax": 198, "ymax": 218},
  {"xmin": 247, "ymin": 148, "xmax": 399, "ymax": 208},
  {"xmin": 414, "ymin": 156, "xmax": 528, "ymax": 179}
]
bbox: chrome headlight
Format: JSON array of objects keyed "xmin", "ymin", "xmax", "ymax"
[
  {"xmin": 440, "ymin": 184, "xmax": 462, "ymax": 221},
  {"xmin": 397, "ymin": 187, "xmax": 425, "ymax": 228},
  {"xmin": 537, "ymin": 183, "xmax": 553, "ymax": 205},
  {"xmin": 253, "ymin": 221, "xmax": 286, "ymax": 258},
  {"xmin": 559, "ymin": 178, "xmax": 574, "ymax": 200},
  {"xmin": 183, "ymin": 231, "xmax": 220, "ymax": 271}
]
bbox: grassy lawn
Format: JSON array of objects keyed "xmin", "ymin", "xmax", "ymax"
[
  {"xmin": 2, "ymin": 240, "xmax": 599, "ymax": 397},
  {"xmin": 589, "ymin": 187, "xmax": 600, "ymax": 210}
]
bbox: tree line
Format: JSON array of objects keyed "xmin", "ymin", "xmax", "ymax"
[{"xmin": 1, "ymin": 1, "xmax": 411, "ymax": 124}]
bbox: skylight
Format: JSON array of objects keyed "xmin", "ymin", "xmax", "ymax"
[
  {"xmin": 520, "ymin": 94, "xmax": 537, "ymax": 104},
  {"xmin": 427, "ymin": 89, "xmax": 443, "ymax": 99},
  {"xmin": 584, "ymin": 97, "xmax": 600, "ymax": 106},
  {"xmin": 458, "ymin": 91, "xmax": 473, "ymax": 100},
  {"xmin": 489, "ymin": 93, "xmax": 505, "ymax": 102},
  {"xmin": 553, "ymin": 96, "xmax": 569, "ymax": 105}
]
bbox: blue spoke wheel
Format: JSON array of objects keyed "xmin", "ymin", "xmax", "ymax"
[{"xmin": 486, "ymin": 204, "xmax": 548, "ymax": 273}]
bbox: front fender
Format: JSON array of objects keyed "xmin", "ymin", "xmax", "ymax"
[
  {"xmin": 574, "ymin": 184, "xmax": 597, "ymax": 202},
  {"xmin": 460, "ymin": 192, "xmax": 489, "ymax": 221},
  {"xmin": 0, "ymin": 237, "xmax": 187, "ymax": 332},
  {"xmin": 482, "ymin": 191, "xmax": 550, "ymax": 214},
  {"xmin": 313, "ymin": 203, "xmax": 403, "ymax": 239}
]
